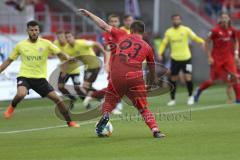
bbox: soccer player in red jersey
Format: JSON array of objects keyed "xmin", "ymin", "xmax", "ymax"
[
  {"xmin": 194, "ymin": 13, "xmax": 240, "ymax": 103},
  {"xmin": 79, "ymin": 9, "xmax": 165, "ymax": 138},
  {"xmin": 83, "ymin": 14, "xmax": 127, "ymax": 115}
]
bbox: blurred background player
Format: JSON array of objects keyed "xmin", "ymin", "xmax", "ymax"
[
  {"xmin": 0, "ymin": 20, "xmax": 79, "ymax": 127},
  {"xmin": 120, "ymin": 14, "xmax": 134, "ymax": 34},
  {"xmin": 194, "ymin": 13, "xmax": 240, "ymax": 103},
  {"xmin": 158, "ymin": 14, "xmax": 205, "ymax": 106},
  {"xmin": 54, "ymin": 31, "xmax": 67, "ymax": 51},
  {"xmin": 83, "ymin": 14, "xmax": 127, "ymax": 115},
  {"xmin": 79, "ymin": 9, "xmax": 165, "ymax": 138},
  {"xmin": 54, "ymin": 31, "xmax": 86, "ymax": 109},
  {"xmin": 64, "ymin": 31, "xmax": 106, "ymax": 109}
]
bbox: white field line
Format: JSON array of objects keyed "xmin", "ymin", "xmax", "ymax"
[
  {"xmin": 0, "ymin": 87, "xmax": 227, "ymax": 113},
  {"xmin": 0, "ymin": 103, "xmax": 236, "ymax": 134}
]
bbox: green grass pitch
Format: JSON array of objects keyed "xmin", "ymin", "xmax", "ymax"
[{"xmin": 0, "ymin": 86, "xmax": 239, "ymax": 160}]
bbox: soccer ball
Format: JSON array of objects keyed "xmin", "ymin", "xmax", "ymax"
[{"xmin": 95, "ymin": 121, "xmax": 113, "ymax": 137}]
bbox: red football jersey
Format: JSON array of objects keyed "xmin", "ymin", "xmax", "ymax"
[
  {"xmin": 110, "ymin": 27, "xmax": 155, "ymax": 64},
  {"xmin": 210, "ymin": 25, "xmax": 237, "ymax": 60},
  {"xmin": 109, "ymin": 27, "xmax": 155, "ymax": 79},
  {"xmin": 102, "ymin": 28, "xmax": 127, "ymax": 55}
]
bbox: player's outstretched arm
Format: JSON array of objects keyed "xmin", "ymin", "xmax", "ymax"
[
  {"xmin": 57, "ymin": 52, "xmax": 69, "ymax": 61},
  {"xmin": 234, "ymin": 37, "xmax": 239, "ymax": 61},
  {"xmin": 0, "ymin": 58, "xmax": 13, "ymax": 73},
  {"xmin": 158, "ymin": 32, "xmax": 169, "ymax": 61},
  {"xmin": 78, "ymin": 9, "xmax": 112, "ymax": 32}
]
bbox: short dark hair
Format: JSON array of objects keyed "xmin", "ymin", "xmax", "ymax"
[
  {"xmin": 56, "ymin": 30, "xmax": 64, "ymax": 35},
  {"xmin": 108, "ymin": 14, "xmax": 120, "ymax": 21},
  {"xmin": 171, "ymin": 14, "xmax": 181, "ymax": 19},
  {"xmin": 64, "ymin": 31, "xmax": 72, "ymax": 35},
  {"xmin": 27, "ymin": 20, "xmax": 39, "ymax": 28},
  {"xmin": 130, "ymin": 20, "xmax": 145, "ymax": 34},
  {"xmin": 220, "ymin": 12, "xmax": 230, "ymax": 17},
  {"xmin": 123, "ymin": 14, "xmax": 133, "ymax": 20}
]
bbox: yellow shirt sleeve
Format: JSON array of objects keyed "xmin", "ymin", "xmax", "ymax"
[
  {"xmin": 187, "ymin": 28, "xmax": 205, "ymax": 44},
  {"xmin": 47, "ymin": 40, "xmax": 61, "ymax": 55},
  {"xmin": 158, "ymin": 31, "xmax": 169, "ymax": 55},
  {"xmin": 9, "ymin": 43, "xmax": 20, "ymax": 60}
]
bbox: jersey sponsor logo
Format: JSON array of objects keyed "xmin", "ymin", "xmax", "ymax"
[{"xmin": 26, "ymin": 55, "xmax": 42, "ymax": 61}]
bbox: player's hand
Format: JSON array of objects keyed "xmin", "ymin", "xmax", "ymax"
[
  {"xmin": 77, "ymin": 9, "xmax": 89, "ymax": 16},
  {"xmin": 208, "ymin": 56, "xmax": 214, "ymax": 65},
  {"xmin": 201, "ymin": 43, "xmax": 206, "ymax": 50},
  {"xmin": 234, "ymin": 54, "xmax": 239, "ymax": 64},
  {"xmin": 158, "ymin": 54, "xmax": 163, "ymax": 62}
]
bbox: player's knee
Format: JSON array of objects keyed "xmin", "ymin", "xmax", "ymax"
[
  {"xmin": 53, "ymin": 96, "xmax": 63, "ymax": 104},
  {"xmin": 58, "ymin": 84, "xmax": 65, "ymax": 92},
  {"xmin": 74, "ymin": 86, "xmax": 80, "ymax": 91},
  {"xmin": 17, "ymin": 92, "xmax": 27, "ymax": 99}
]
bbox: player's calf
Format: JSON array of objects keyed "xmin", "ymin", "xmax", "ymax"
[{"xmin": 139, "ymin": 107, "xmax": 165, "ymax": 138}]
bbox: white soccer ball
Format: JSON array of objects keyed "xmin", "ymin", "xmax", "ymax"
[{"xmin": 95, "ymin": 121, "xmax": 113, "ymax": 137}]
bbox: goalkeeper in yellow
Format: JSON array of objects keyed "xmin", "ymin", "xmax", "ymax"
[
  {"xmin": 158, "ymin": 14, "xmax": 205, "ymax": 106},
  {"xmin": 57, "ymin": 31, "xmax": 106, "ymax": 109}
]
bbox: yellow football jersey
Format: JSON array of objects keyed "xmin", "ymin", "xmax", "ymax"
[
  {"xmin": 159, "ymin": 25, "xmax": 204, "ymax": 61},
  {"xmin": 65, "ymin": 39, "xmax": 100, "ymax": 72},
  {"xmin": 53, "ymin": 40, "xmax": 67, "ymax": 53},
  {"xmin": 9, "ymin": 38, "xmax": 61, "ymax": 78},
  {"xmin": 120, "ymin": 26, "xmax": 130, "ymax": 34}
]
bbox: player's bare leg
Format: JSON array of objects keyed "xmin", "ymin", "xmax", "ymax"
[
  {"xmin": 47, "ymin": 91, "xmax": 79, "ymax": 127},
  {"xmin": 4, "ymin": 86, "xmax": 28, "ymax": 118},
  {"xmin": 229, "ymin": 73, "xmax": 240, "ymax": 103},
  {"xmin": 167, "ymin": 75, "xmax": 178, "ymax": 106},
  {"xmin": 58, "ymin": 83, "xmax": 77, "ymax": 109},
  {"xmin": 184, "ymin": 73, "xmax": 194, "ymax": 105},
  {"xmin": 226, "ymin": 84, "xmax": 233, "ymax": 104}
]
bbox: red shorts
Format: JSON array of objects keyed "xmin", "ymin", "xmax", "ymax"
[
  {"xmin": 102, "ymin": 77, "xmax": 148, "ymax": 113},
  {"xmin": 210, "ymin": 58, "xmax": 237, "ymax": 81},
  {"xmin": 102, "ymin": 54, "xmax": 148, "ymax": 112}
]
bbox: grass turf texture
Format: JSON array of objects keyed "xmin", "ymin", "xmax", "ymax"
[{"xmin": 0, "ymin": 86, "xmax": 239, "ymax": 160}]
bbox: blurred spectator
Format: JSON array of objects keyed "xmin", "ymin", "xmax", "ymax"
[
  {"xmin": 203, "ymin": 0, "xmax": 224, "ymax": 18},
  {"xmin": 5, "ymin": 0, "xmax": 26, "ymax": 11}
]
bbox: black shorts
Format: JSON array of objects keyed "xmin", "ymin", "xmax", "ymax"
[
  {"xmin": 58, "ymin": 72, "xmax": 80, "ymax": 85},
  {"xmin": 84, "ymin": 68, "xmax": 100, "ymax": 83},
  {"xmin": 170, "ymin": 58, "xmax": 192, "ymax": 76},
  {"xmin": 17, "ymin": 77, "xmax": 54, "ymax": 97}
]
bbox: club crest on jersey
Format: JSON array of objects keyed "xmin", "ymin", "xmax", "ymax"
[
  {"xmin": 228, "ymin": 31, "xmax": 232, "ymax": 36},
  {"xmin": 38, "ymin": 47, "xmax": 44, "ymax": 54},
  {"xmin": 219, "ymin": 31, "xmax": 223, "ymax": 35}
]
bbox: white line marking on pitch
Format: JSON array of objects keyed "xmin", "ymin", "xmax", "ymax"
[
  {"xmin": 0, "ymin": 87, "xmax": 226, "ymax": 113},
  {"xmin": 0, "ymin": 103, "xmax": 236, "ymax": 134}
]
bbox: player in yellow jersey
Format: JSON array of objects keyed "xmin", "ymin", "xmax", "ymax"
[
  {"xmin": 60, "ymin": 31, "xmax": 105, "ymax": 109},
  {"xmin": 120, "ymin": 14, "xmax": 134, "ymax": 34},
  {"xmin": 158, "ymin": 14, "xmax": 205, "ymax": 106},
  {"xmin": 54, "ymin": 31, "xmax": 67, "ymax": 51},
  {"xmin": 0, "ymin": 21, "xmax": 79, "ymax": 127},
  {"xmin": 54, "ymin": 31, "xmax": 86, "ymax": 109}
]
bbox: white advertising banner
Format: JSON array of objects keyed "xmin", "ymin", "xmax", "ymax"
[{"xmin": 0, "ymin": 35, "xmax": 108, "ymax": 101}]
